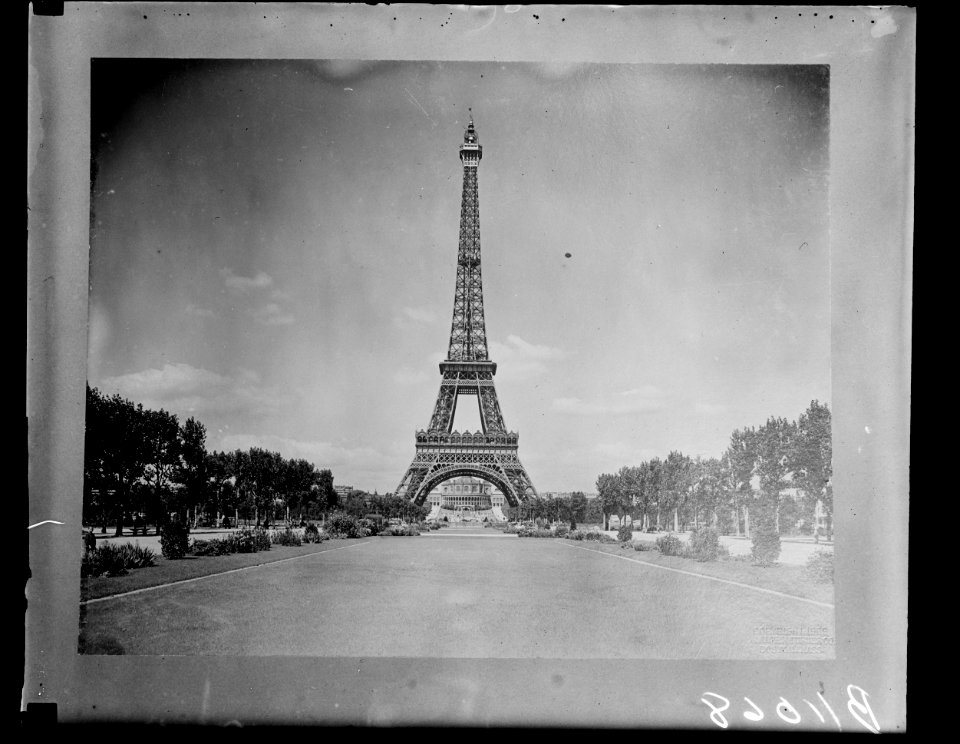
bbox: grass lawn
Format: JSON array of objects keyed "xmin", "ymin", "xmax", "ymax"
[
  {"xmin": 81, "ymin": 539, "xmax": 371, "ymax": 602},
  {"xmin": 581, "ymin": 542, "xmax": 833, "ymax": 605}
]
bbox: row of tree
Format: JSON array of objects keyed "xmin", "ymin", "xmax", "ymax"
[
  {"xmin": 503, "ymin": 492, "xmax": 591, "ymax": 527},
  {"xmin": 83, "ymin": 386, "xmax": 338, "ymax": 535},
  {"xmin": 335, "ymin": 491, "xmax": 432, "ymax": 523},
  {"xmin": 593, "ymin": 401, "xmax": 832, "ymax": 539}
]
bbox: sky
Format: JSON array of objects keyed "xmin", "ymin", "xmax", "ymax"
[{"xmin": 88, "ymin": 60, "xmax": 830, "ymax": 494}]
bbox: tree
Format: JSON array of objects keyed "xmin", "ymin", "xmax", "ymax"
[
  {"xmin": 584, "ymin": 494, "xmax": 604, "ymax": 525},
  {"xmin": 724, "ymin": 428, "xmax": 756, "ymax": 537},
  {"xmin": 142, "ymin": 407, "xmax": 182, "ymax": 530},
  {"xmin": 661, "ymin": 451, "xmax": 693, "ymax": 532},
  {"xmin": 790, "ymin": 400, "xmax": 833, "ymax": 537},
  {"xmin": 643, "ymin": 457, "xmax": 664, "ymax": 530},
  {"xmin": 751, "ymin": 417, "xmax": 795, "ymax": 565},
  {"xmin": 595, "ymin": 473, "xmax": 625, "ymax": 530},
  {"xmin": 83, "ymin": 385, "xmax": 112, "ymax": 531},
  {"xmin": 243, "ymin": 448, "xmax": 284, "ymax": 527},
  {"xmin": 177, "ymin": 417, "xmax": 207, "ymax": 526},
  {"xmin": 278, "ymin": 458, "xmax": 321, "ymax": 522},
  {"xmin": 85, "ymin": 388, "xmax": 151, "ymax": 536},
  {"xmin": 315, "ymin": 469, "xmax": 337, "ymax": 515},
  {"xmin": 566, "ymin": 491, "xmax": 588, "ymax": 529},
  {"xmin": 617, "ymin": 466, "xmax": 641, "ymax": 527},
  {"xmin": 690, "ymin": 457, "xmax": 723, "ymax": 529},
  {"xmin": 206, "ymin": 450, "xmax": 239, "ymax": 524}
]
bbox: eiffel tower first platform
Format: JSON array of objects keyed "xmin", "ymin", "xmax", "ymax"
[{"xmin": 395, "ymin": 116, "xmax": 537, "ymax": 507}]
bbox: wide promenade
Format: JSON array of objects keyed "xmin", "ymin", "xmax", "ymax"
[{"xmin": 81, "ymin": 527, "xmax": 834, "ymax": 659}]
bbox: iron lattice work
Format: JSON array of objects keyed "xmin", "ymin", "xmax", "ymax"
[{"xmin": 395, "ymin": 117, "xmax": 537, "ymax": 508}]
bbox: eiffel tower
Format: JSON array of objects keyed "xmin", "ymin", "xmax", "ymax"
[{"xmin": 395, "ymin": 115, "xmax": 537, "ymax": 507}]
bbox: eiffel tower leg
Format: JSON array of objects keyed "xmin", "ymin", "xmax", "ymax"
[{"xmin": 395, "ymin": 456, "xmax": 435, "ymax": 502}]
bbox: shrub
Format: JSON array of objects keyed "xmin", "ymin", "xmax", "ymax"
[
  {"xmin": 567, "ymin": 530, "xmax": 586, "ymax": 541},
  {"xmin": 518, "ymin": 527, "xmax": 554, "ymax": 538},
  {"xmin": 631, "ymin": 540, "xmax": 651, "ymax": 552},
  {"xmin": 191, "ymin": 538, "xmax": 221, "ymax": 556},
  {"xmin": 303, "ymin": 523, "xmax": 326, "ymax": 543},
  {"xmin": 656, "ymin": 533, "xmax": 685, "ymax": 557},
  {"xmin": 160, "ymin": 520, "xmax": 190, "ymax": 559},
  {"xmin": 554, "ymin": 524, "xmax": 570, "ymax": 538},
  {"xmin": 271, "ymin": 527, "xmax": 303, "ymax": 547},
  {"xmin": 229, "ymin": 528, "xmax": 271, "ymax": 553},
  {"xmin": 326, "ymin": 513, "xmax": 363, "ymax": 538},
  {"xmin": 359, "ymin": 518, "xmax": 382, "ymax": 537},
  {"xmin": 805, "ymin": 550, "xmax": 834, "ymax": 583},
  {"xmin": 617, "ymin": 522, "xmax": 633, "ymax": 542},
  {"xmin": 116, "ymin": 543, "xmax": 157, "ymax": 569},
  {"xmin": 234, "ymin": 530, "xmax": 256, "ymax": 553},
  {"xmin": 81, "ymin": 542, "xmax": 157, "ymax": 577},
  {"xmin": 750, "ymin": 516, "xmax": 781, "ymax": 566},
  {"xmin": 688, "ymin": 526, "xmax": 722, "ymax": 562},
  {"xmin": 251, "ymin": 527, "xmax": 271, "ymax": 551},
  {"xmin": 383, "ymin": 524, "xmax": 421, "ymax": 536}
]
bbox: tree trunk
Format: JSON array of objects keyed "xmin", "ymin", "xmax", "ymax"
[
  {"xmin": 673, "ymin": 508, "xmax": 679, "ymax": 533},
  {"xmin": 114, "ymin": 497, "xmax": 125, "ymax": 537},
  {"xmin": 733, "ymin": 508, "xmax": 740, "ymax": 536},
  {"xmin": 656, "ymin": 507, "xmax": 661, "ymax": 530},
  {"xmin": 744, "ymin": 505, "xmax": 750, "ymax": 538}
]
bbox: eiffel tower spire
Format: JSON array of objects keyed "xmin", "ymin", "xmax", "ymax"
[
  {"xmin": 447, "ymin": 113, "xmax": 488, "ymax": 362},
  {"xmin": 394, "ymin": 116, "xmax": 537, "ymax": 507}
]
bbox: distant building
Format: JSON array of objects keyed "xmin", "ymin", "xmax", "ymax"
[
  {"xmin": 427, "ymin": 476, "xmax": 505, "ymax": 510},
  {"xmin": 333, "ymin": 485, "xmax": 354, "ymax": 498},
  {"xmin": 540, "ymin": 491, "xmax": 597, "ymax": 500}
]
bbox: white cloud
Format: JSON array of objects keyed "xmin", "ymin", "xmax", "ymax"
[
  {"xmin": 184, "ymin": 302, "xmax": 215, "ymax": 318},
  {"xmin": 216, "ymin": 432, "xmax": 390, "ymax": 484},
  {"xmin": 251, "ymin": 302, "xmax": 295, "ymax": 326},
  {"xmin": 488, "ymin": 334, "xmax": 568, "ymax": 379},
  {"xmin": 552, "ymin": 386, "xmax": 667, "ymax": 416},
  {"xmin": 393, "ymin": 366, "xmax": 431, "ymax": 386},
  {"xmin": 401, "ymin": 306, "xmax": 439, "ymax": 324},
  {"xmin": 97, "ymin": 363, "xmax": 289, "ymax": 419},
  {"xmin": 219, "ymin": 268, "xmax": 273, "ymax": 292}
]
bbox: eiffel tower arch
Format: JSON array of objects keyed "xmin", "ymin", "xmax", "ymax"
[{"xmin": 395, "ymin": 115, "xmax": 537, "ymax": 508}]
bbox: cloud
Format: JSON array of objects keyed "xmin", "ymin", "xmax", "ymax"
[
  {"xmin": 393, "ymin": 366, "xmax": 431, "ymax": 386},
  {"xmin": 488, "ymin": 334, "xmax": 568, "ymax": 378},
  {"xmin": 97, "ymin": 363, "xmax": 289, "ymax": 419},
  {"xmin": 219, "ymin": 268, "xmax": 273, "ymax": 292},
  {"xmin": 401, "ymin": 306, "xmax": 440, "ymax": 324},
  {"xmin": 184, "ymin": 302, "xmax": 215, "ymax": 318},
  {"xmin": 216, "ymin": 432, "xmax": 390, "ymax": 484},
  {"xmin": 552, "ymin": 386, "xmax": 667, "ymax": 416},
  {"xmin": 251, "ymin": 302, "xmax": 295, "ymax": 326}
]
